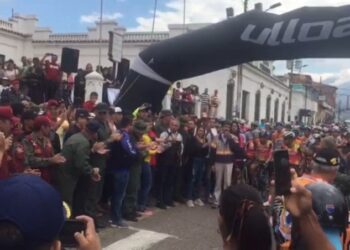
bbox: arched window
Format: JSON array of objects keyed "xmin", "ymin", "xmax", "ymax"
[
  {"xmin": 266, "ymin": 95, "xmax": 271, "ymax": 121},
  {"xmin": 274, "ymin": 99, "xmax": 279, "ymax": 122},
  {"xmin": 254, "ymin": 91, "xmax": 261, "ymax": 122}
]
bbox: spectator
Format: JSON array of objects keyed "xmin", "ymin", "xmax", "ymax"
[
  {"xmin": 64, "ymin": 108, "xmax": 90, "ymax": 142},
  {"xmin": 4, "ymin": 59, "xmax": 18, "ymax": 81},
  {"xmin": 0, "ymin": 175, "xmax": 101, "ymax": 250},
  {"xmin": 210, "ymin": 90, "xmax": 220, "ymax": 118},
  {"xmin": 199, "ymin": 88, "xmax": 210, "ymax": 116},
  {"xmin": 155, "ymin": 109, "xmax": 173, "ymax": 135},
  {"xmin": 0, "ymin": 107, "xmax": 14, "ymax": 180},
  {"xmin": 109, "ymin": 115, "xmax": 138, "ymax": 228},
  {"xmin": 171, "ymin": 82, "xmax": 183, "ymax": 115},
  {"xmin": 55, "ymin": 120, "xmax": 102, "ymax": 216},
  {"xmin": 42, "ymin": 53, "xmax": 61, "ymax": 100},
  {"xmin": 23, "ymin": 115, "xmax": 66, "ymax": 183},
  {"xmin": 83, "ymin": 92, "xmax": 98, "ymax": 112},
  {"xmin": 0, "ymin": 80, "xmax": 27, "ymax": 105},
  {"xmin": 25, "ymin": 57, "xmax": 45, "ymax": 104},
  {"xmin": 156, "ymin": 119, "xmax": 183, "ymax": 209}
]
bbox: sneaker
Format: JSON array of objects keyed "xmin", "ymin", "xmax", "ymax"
[
  {"xmin": 194, "ymin": 199, "xmax": 204, "ymax": 207},
  {"xmin": 111, "ymin": 220, "xmax": 129, "ymax": 228},
  {"xmin": 211, "ymin": 201, "xmax": 219, "ymax": 209},
  {"xmin": 186, "ymin": 200, "xmax": 195, "ymax": 208},
  {"xmin": 156, "ymin": 202, "xmax": 167, "ymax": 210}
]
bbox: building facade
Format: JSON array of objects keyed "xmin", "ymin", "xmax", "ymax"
[{"xmin": 0, "ymin": 14, "xmax": 302, "ymax": 123}]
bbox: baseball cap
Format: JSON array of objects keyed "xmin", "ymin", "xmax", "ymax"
[
  {"xmin": 86, "ymin": 120, "xmax": 100, "ymax": 133},
  {"xmin": 94, "ymin": 103, "xmax": 109, "ymax": 113},
  {"xmin": 0, "ymin": 175, "xmax": 65, "ymax": 247},
  {"xmin": 114, "ymin": 107, "xmax": 122, "ymax": 113},
  {"xmin": 33, "ymin": 116, "xmax": 51, "ymax": 130},
  {"xmin": 159, "ymin": 109, "xmax": 173, "ymax": 118},
  {"xmin": 21, "ymin": 110, "xmax": 37, "ymax": 121},
  {"xmin": 0, "ymin": 106, "xmax": 14, "ymax": 120},
  {"xmin": 75, "ymin": 108, "xmax": 89, "ymax": 120},
  {"xmin": 139, "ymin": 103, "xmax": 152, "ymax": 111},
  {"xmin": 313, "ymin": 147, "xmax": 340, "ymax": 168},
  {"xmin": 47, "ymin": 99, "xmax": 59, "ymax": 108}
]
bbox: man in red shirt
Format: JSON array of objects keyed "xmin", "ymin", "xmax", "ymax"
[
  {"xmin": 42, "ymin": 53, "xmax": 61, "ymax": 100},
  {"xmin": 83, "ymin": 92, "xmax": 98, "ymax": 112}
]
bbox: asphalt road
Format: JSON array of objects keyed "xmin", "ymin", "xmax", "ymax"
[{"xmin": 99, "ymin": 204, "xmax": 222, "ymax": 250}]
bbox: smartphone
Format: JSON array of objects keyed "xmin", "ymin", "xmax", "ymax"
[
  {"xmin": 59, "ymin": 219, "xmax": 86, "ymax": 248},
  {"xmin": 274, "ymin": 150, "xmax": 291, "ymax": 196}
]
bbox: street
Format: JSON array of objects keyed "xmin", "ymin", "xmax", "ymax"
[{"xmin": 100, "ymin": 205, "xmax": 222, "ymax": 250}]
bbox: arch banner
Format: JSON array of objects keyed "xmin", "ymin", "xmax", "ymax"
[{"xmin": 116, "ymin": 5, "xmax": 350, "ymax": 111}]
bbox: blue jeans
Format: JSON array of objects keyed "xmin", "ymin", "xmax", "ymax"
[
  {"xmin": 111, "ymin": 170, "xmax": 129, "ymax": 223},
  {"xmin": 138, "ymin": 163, "xmax": 152, "ymax": 210},
  {"xmin": 186, "ymin": 157, "xmax": 206, "ymax": 200}
]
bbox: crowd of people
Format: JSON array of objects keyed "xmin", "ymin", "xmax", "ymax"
[{"xmin": 0, "ymin": 57, "xmax": 349, "ymax": 249}]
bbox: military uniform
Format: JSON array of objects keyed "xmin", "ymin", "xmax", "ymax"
[
  {"xmin": 23, "ymin": 132, "xmax": 55, "ymax": 183},
  {"xmin": 54, "ymin": 132, "xmax": 94, "ymax": 215}
]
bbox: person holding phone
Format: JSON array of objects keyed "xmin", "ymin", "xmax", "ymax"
[
  {"xmin": 0, "ymin": 175, "xmax": 101, "ymax": 250},
  {"xmin": 218, "ymin": 183, "xmax": 336, "ymax": 250}
]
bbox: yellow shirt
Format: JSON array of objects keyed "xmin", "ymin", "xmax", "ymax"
[{"xmin": 142, "ymin": 134, "xmax": 157, "ymax": 164}]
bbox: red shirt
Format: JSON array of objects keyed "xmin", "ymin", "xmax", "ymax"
[
  {"xmin": 45, "ymin": 63, "xmax": 61, "ymax": 82},
  {"xmin": 83, "ymin": 101, "xmax": 96, "ymax": 112},
  {"xmin": 0, "ymin": 153, "xmax": 10, "ymax": 180}
]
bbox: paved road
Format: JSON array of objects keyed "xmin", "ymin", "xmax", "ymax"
[{"xmin": 99, "ymin": 204, "xmax": 222, "ymax": 250}]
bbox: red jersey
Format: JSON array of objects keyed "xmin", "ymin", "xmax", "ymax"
[
  {"xmin": 283, "ymin": 142, "xmax": 302, "ymax": 166},
  {"xmin": 256, "ymin": 140, "xmax": 272, "ymax": 162},
  {"xmin": 83, "ymin": 101, "xmax": 96, "ymax": 112},
  {"xmin": 45, "ymin": 63, "xmax": 61, "ymax": 82}
]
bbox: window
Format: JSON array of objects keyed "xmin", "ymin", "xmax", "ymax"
[
  {"xmin": 274, "ymin": 99, "xmax": 279, "ymax": 122},
  {"xmin": 242, "ymin": 91, "xmax": 250, "ymax": 121},
  {"xmin": 254, "ymin": 91, "xmax": 261, "ymax": 122},
  {"xmin": 266, "ymin": 95, "xmax": 271, "ymax": 121},
  {"xmin": 226, "ymin": 81, "xmax": 235, "ymax": 120}
]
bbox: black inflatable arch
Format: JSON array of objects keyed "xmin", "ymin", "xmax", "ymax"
[{"xmin": 116, "ymin": 5, "xmax": 350, "ymax": 111}]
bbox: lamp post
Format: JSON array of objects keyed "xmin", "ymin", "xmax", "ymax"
[
  {"xmin": 265, "ymin": 2, "xmax": 282, "ymax": 12},
  {"xmin": 151, "ymin": 0, "xmax": 158, "ymax": 41},
  {"xmin": 98, "ymin": 0, "xmax": 103, "ymax": 71}
]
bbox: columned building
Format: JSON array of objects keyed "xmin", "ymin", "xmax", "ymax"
[{"xmin": 1, "ymin": 14, "xmax": 290, "ymax": 122}]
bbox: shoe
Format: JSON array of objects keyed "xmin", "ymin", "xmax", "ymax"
[
  {"xmin": 194, "ymin": 199, "xmax": 204, "ymax": 207},
  {"xmin": 123, "ymin": 214, "xmax": 138, "ymax": 222},
  {"xmin": 166, "ymin": 202, "xmax": 176, "ymax": 207},
  {"xmin": 95, "ymin": 218, "xmax": 109, "ymax": 229},
  {"xmin": 136, "ymin": 212, "xmax": 143, "ymax": 218},
  {"xmin": 211, "ymin": 201, "xmax": 219, "ymax": 209},
  {"xmin": 111, "ymin": 220, "xmax": 129, "ymax": 228},
  {"xmin": 186, "ymin": 200, "xmax": 195, "ymax": 208},
  {"xmin": 156, "ymin": 202, "xmax": 167, "ymax": 210},
  {"xmin": 174, "ymin": 197, "xmax": 186, "ymax": 204}
]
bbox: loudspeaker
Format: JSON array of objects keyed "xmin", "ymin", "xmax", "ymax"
[
  {"xmin": 116, "ymin": 58, "xmax": 130, "ymax": 83},
  {"xmin": 61, "ymin": 48, "xmax": 79, "ymax": 73}
]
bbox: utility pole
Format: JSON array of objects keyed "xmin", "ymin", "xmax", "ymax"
[
  {"xmin": 98, "ymin": 0, "xmax": 103, "ymax": 71},
  {"xmin": 151, "ymin": 0, "xmax": 158, "ymax": 41},
  {"xmin": 236, "ymin": 1, "xmax": 248, "ymax": 118},
  {"xmin": 183, "ymin": 0, "xmax": 186, "ymax": 33}
]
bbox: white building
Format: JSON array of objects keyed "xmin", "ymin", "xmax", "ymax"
[{"xmin": 0, "ymin": 14, "xmax": 290, "ymax": 123}]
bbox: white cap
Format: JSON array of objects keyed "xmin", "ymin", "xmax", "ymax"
[{"xmin": 114, "ymin": 107, "xmax": 122, "ymax": 113}]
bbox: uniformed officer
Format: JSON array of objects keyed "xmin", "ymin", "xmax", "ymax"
[
  {"xmin": 55, "ymin": 120, "xmax": 102, "ymax": 216},
  {"xmin": 23, "ymin": 116, "xmax": 66, "ymax": 184}
]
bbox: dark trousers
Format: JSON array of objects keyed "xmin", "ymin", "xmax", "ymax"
[
  {"xmin": 45, "ymin": 80, "xmax": 59, "ymax": 101},
  {"xmin": 123, "ymin": 162, "xmax": 142, "ymax": 216},
  {"xmin": 111, "ymin": 170, "xmax": 129, "ymax": 223},
  {"xmin": 156, "ymin": 163, "xmax": 177, "ymax": 205},
  {"xmin": 138, "ymin": 163, "xmax": 152, "ymax": 210},
  {"xmin": 186, "ymin": 157, "xmax": 205, "ymax": 200}
]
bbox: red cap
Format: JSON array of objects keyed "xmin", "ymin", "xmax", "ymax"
[
  {"xmin": 11, "ymin": 79, "xmax": 20, "ymax": 86},
  {"xmin": 33, "ymin": 116, "xmax": 51, "ymax": 130},
  {"xmin": 0, "ymin": 106, "xmax": 14, "ymax": 120},
  {"xmin": 47, "ymin": 99, "xmax": 59, "ymax": 108}
]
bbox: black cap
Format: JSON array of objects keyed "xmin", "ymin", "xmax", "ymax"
[
  {"xmin": 21, "ymin": 110, "xmax": 37, "ymax": 120},
  {"xmin": 86, "ymin": 120, "xmax": 100, "ymax": 133},
  {"xmin": 139, "ymin": 103, "xmax": 152, "ymax": 111},
  {"xmin": 94, "ymin": 103, "xmax": 109, "ymax": 112},
  {"xmin": 313, "ymin": 148, "xmax": 340, "ymax": 167},
  {"xmin": 75, "ymin": 109, "xmax": 89, "ymax": 120},
  {"xmin": 159, "ymin": 109, "xmax": 172, "ymax": 118}
]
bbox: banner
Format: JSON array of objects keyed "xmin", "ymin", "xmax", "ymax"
[{"xmin": 116, "ymin": 5, "xmax": 350, "ymax": 111}]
